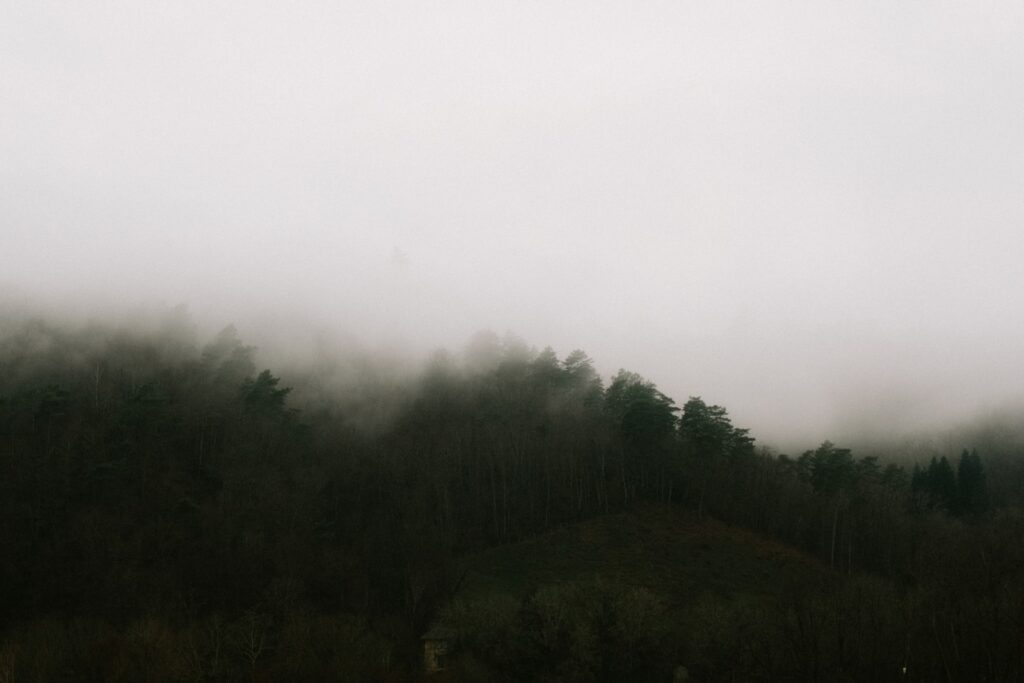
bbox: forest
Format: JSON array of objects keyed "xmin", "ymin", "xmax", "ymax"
[{"xmin": 1, "ymin": 308, "xmax": 1023, "ymax": 681}]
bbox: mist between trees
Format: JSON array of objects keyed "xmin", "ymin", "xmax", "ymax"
[{"xmin": 1, "ymin": 307, "xmax": 1023, "ymax": 681}]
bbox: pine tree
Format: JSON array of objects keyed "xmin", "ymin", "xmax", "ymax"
[
  {"xmin": 956, "ymin": 448, "xmax": 988, "ymax": 517},
  {"xmin": 925, "ymin": 456, "xmax": 957, "ymax": 511}
]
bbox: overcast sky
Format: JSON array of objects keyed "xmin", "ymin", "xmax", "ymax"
[{"xmin": 3, "ymin": 1, "xmax": 1023, "ymax": 449}]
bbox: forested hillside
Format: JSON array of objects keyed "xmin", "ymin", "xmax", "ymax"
[{"xmin": 1, "ymin": 311, "xmax": 1023, "ymax": 681}]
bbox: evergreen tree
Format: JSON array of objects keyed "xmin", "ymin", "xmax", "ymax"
[
  {"xmin": 956, "ymin": 448, "xmax": 988, "ymax": 517},
  {"xmin": 678, "ymin": 397, "xmax": 732, "ymax": 460},
  {"xmin": 562, "ymin": 349, "xmax": 604, "ymax": 407},
  {"xmin": 604, "ymin": 371, "xmax": 678, "ymax": 447},
  {"xmin": 240, "ymin": 369, "xmax": 291, "ymax": 416},
  {"xmin": 805, "ymin": 441, "xmax": 855, "ymax": 496},
  {"xmin": 924, "ymin": 456, "xmax": 957, "ymax": 511},
  {"xmin": 679, "ymin": 397, "xmax": 753, "ymax": 517}
]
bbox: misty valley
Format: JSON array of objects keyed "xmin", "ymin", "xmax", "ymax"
[{"xmin": 0, "ymin": 310, "xmax": 1022, "ymax": 681}]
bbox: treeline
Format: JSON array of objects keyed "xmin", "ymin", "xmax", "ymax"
[{"xmin": 1, "ymin": 312, "xmax": 1023, "ymax": 680}]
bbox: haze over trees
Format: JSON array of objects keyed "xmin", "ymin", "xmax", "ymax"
[
  {"xmin": 1, "ymin": 309, "xmax": 1022, "ymax": 680},
  {"xmin": 5, "ymin": 1, "xmax": 1024, "ymax": 679}
]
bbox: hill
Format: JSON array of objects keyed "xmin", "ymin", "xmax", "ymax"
[
  {"xmin": 2, "ymin": 314, "xmax": 1021, "ymax": 681},
  {"xmin": 436, "ymin": 506, "xmax": 841, "ymax": 682},
  {"xmin": 460, "ymin": 504, "xmax": 820, "ymax": 606}
]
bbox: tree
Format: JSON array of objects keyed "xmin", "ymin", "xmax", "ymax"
[
  {"xmin": 679, "ymin": 397, "xmax": 754, "ymax": 517},
  {"xmin": 202, "ymin": 325, "xmax": 256, "ymax": 387},
  {"xmin": 529, "ymin": 347, "xmax": 564, "ymax": 389},
  {"xmin": 562, "ymin": 350, "xmax": 604, "ymax": 407},
  {"xmin": 605, "ymin": 371, "xmax": 677, "ymax": 448},
  {"xmin": 803, "ymin": 441, "xmax": 854, "ymax": 497},
  {"xmin": 605, "ymin": 371, "xmax": 679, "ymax": 503},
  {"xmin": 799, "ymin": 441, "xmax": 855, "ymax": 569},
  {"xmin": 679, "ymin": 398, "xmax": 731, "ymax": 461},
  {"xmin": 925, "ymin": 456, "xmax": 957, "ymax": 512},
  {"xmin": 240, "ymin": 370, "xmax": 291, "ymax": 416},
  {"xmin": 956, "ymin": 449, "xmax": 988, "ymax": 518}
]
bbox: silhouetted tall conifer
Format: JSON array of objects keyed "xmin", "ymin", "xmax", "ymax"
[{"xmin": 956, "ymin": 448, "xmax": 988, "ymax": 517}]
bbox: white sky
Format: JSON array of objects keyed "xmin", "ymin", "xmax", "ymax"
[{"xmin": 3, "ymin": 1, "xmax": 1024, "ymax": 449}]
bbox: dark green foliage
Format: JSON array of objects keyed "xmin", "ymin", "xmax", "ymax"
[
  {"xmin": 930, "ymin": 456, "xmax": 958, "ymax": 510},
  {"xmin": 679, "ymin": 397, "xmax": 755, "ymax": 462},
  {"xmin": 801, "ymin": 441, "xmax": 855, "ymax": 496},
  {"xmin": 240, "ymin": 369, "xmax": 291, "ymax": 415},
  {"xmin": 201, "ymin": 324, "xmax": 256, "ymax": 387},
  {"xmin": 0, "ymin": 312, "xmax": 1022, "ymax": 680},
  {"xmin": 443, "ymin": 580, "xmax": 674, "ymax": 682},
  {"xmin": 678, "ymin": 397, "xmax": 755, "ymax": 519},
  {"xmin": 604, "ymin": 370, "xmax": 677, "ymax": 448},
  {"xmin": 679, "ymin": 397, "xmax": 731, "ymax": 458},
  {"xmin": 956, "ymin": 448, "xmax": 989, "ymax": 517},
  {"xmin": 912, "ymin": 451, "xmax": 989, "ymax": 517}
]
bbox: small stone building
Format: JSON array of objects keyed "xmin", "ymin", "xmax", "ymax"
[{"xmin": 421, "ymin": 625, "xmax": 456, "ymax": 674}]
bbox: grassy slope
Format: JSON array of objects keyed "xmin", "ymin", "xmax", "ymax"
[{"xmin": 458, "ymin": 504, "xmax": 823, "ymax": 608}]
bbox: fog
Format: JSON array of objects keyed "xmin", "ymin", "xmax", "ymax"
[{"xmin": 4, "ymin": 1, "xmax": 1023, "ymax": 451}]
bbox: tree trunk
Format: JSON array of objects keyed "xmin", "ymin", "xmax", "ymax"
[{"xmin": 830, "ymin": 503, "xmax": 840, "ymax": 570}]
